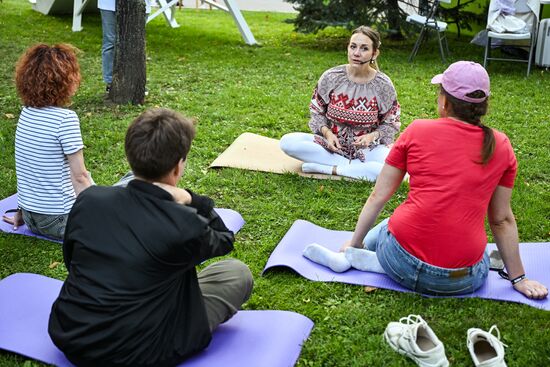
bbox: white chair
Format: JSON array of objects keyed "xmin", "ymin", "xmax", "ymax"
[
  {"xmin": 406, "ymin": 0, "xmax": 452, "ymax": 63},
  {"xmin": 483, "ymin": 0, "xmax": 540, "ymax": 76}
]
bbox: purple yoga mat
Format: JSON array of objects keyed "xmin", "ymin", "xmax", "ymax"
[
  {"xmin": 0, "ymin": 194, "xmax": 245, "ymax": 242},
  {"xmin": 213, "ymin": 208, "xmax": 245, "ymax": 234},
  {"xmin": 0, "ymin": 194, "xmax": 61, "ymax": 243},
  {"xmin": 0, "ymin": 273, "xmax": 313, "ymax": 367},
  {"xmin": 263, "ymin": 219, "xmax": 550, "ymax": 311}
]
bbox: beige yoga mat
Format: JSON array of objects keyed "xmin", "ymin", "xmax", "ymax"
[{"xmin": 209, "ymin": 132, "xmax": 343, "ymax": 180}]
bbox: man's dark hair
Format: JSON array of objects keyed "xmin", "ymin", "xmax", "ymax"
[{"xmin": 125, "ymin": 108, "xmax": 196, "ymax": 180}]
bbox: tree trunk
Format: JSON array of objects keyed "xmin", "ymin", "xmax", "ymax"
[
  {"xmin": 109, "ymin": 0, "xmax": 146, "ymax": 105},
  {"xmin": 387, "ymin": 0, "xmax": 405, "ymax": 40}
]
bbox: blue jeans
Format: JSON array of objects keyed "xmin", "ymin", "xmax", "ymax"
[
  {"xmin": 21, "ymin": 209, "xmax": 67, "ymax": 241},
  {"xmin": 364, "ymin": 218, "xmax": 489, "ymax": 296},
  {"xmin": 100, "ymin": 9, "xmax": 116, "ymax": 84}
]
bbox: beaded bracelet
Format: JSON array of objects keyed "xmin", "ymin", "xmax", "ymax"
[{"xmin": 510, "ymin": 274, "xmax": 526, "ymax": 285}]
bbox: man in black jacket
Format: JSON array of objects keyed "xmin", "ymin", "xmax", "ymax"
[{"xmin": 48, "ymin": 108, "xmax": 253, "ymax": 367}]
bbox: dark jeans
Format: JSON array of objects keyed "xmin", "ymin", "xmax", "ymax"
[{"xmin": 21, "ymin": 209, "xmax": 67, "ymax": 240}]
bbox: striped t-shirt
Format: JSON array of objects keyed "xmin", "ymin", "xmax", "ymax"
[{"xmin": 15, "ymin": 107, "xmax": 84, "ymax": 215}]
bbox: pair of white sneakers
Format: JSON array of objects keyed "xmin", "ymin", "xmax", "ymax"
[{"xmin": 384, "ymin": 314, "xmax": 507, "ymax": 367}]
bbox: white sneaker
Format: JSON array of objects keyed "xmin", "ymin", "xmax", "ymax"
[
  {"xmin": 467, "ymin": 325, "xmax": 507, "ymax": 367},
  {"xmin": 384, "ymin": 315, "xmax": 449, "ymax": 367}
]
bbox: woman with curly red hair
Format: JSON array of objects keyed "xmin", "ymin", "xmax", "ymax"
[{"xmin": 3, "ymin": 43, "xmax": 93, "ymax": 240}]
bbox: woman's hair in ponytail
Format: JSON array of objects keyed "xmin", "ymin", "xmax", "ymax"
[
  {"xmin": 478, "ymin": 124, "xmax": 495, "ymax": 165},
  {"xmin": 441, "ymin": 87, "xmax": 495, "ymax": 165}
]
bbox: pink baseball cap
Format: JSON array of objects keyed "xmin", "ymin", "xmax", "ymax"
[{"xmin": 431, "ymin": 61, "xmax": 490, "ymax": 103}]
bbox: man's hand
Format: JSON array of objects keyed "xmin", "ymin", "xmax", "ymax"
[
  {"xmin": 513, "ymin": 278, "xmax": 548, "ymax": 299},
  {"xmin": 153, "ymin": 183, "xmax": 192, "ymax": 205},
  {"xmin": 2, "ymin": 209, "xmax": 24, "ymax": 230}
]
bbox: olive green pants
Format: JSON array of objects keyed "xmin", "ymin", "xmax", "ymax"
[{"xmin": 198, "ymin": 259, "xmax": 254, "ymax": 331}]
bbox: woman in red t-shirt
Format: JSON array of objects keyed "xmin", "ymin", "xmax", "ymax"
[{"xmin": 304, "ymin": 61, "xmax": 547, "ymax": 299}]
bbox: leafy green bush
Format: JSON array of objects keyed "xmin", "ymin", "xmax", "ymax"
[{"xmin": 285, "ymin": 0, "xmax": 487, "ymax": 38}]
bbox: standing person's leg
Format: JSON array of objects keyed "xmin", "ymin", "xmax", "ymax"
[
  {"xmin": 198, "ymin": 259, "xmax": 253, "ymax": 332},
  {"xmin": 100, "ymin": 9, "xmax": 116, "ymax": 87}
]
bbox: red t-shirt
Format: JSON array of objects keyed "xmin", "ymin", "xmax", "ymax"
[{"xmin": 386, "ymin": 118, "xmax": 517, "ymax": 268}]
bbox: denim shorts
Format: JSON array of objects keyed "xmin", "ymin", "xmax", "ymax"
[
  {"xmin": 364, "ymin": 218, "xmax": 489, "ymax": 296},
  {"xmin": 21, "ymin": 209, "xmax": 68, "ymax": 241}
]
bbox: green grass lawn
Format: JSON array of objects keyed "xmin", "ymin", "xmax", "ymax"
[{"xmin": 1, "ymin": 1, "xmax": 549, "ymax": 366}]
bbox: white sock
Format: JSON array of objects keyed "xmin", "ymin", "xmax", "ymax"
[
  {"xmin": 303, "ymin": 243, "xmax": 351, "ymax": 273},
  {"xmin": 301, "ymin": 163, "xmax": 335, "ymax": 175},
  {"xmin": 344, "ymin": 247, "xmax": 386, "ymax": 273}
]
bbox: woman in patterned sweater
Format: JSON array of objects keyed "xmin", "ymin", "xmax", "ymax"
[{"xmin": 280, "ymin": 26, "xmax": 401, "ymax": 181}]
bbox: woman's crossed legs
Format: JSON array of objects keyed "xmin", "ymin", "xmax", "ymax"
[{"xmin": 279, "ymin": 132, "xmax": 389, "ymax": 181}]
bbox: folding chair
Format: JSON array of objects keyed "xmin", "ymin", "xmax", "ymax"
[
  {"xmin": 483, "ymin": 0, "xmax": 540, "ymax": 76},
  {"xmin": 406, "ymin": 0, "xmax": 452, "ymax": 63}
]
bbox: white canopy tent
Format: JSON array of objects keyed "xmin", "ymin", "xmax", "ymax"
[{"xmin": 29, "ymin": 0, "xmax": 257, "ymax": 45}]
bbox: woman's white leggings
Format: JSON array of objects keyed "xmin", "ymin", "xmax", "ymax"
[{"xmin": 279, "ymin": 132, "xmax": 390, "ymax": 181}]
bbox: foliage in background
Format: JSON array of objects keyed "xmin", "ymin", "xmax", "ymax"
[
  {"xmin": 0, "ymin": 0, "xmax": 549, "ymax": 366},
  {"xmin": 284, "ymin": 0, "xmax": 388, "ymax": 31},
  {"xmin": 285, "ymin": 0, "xmax": 487, "ymax": 38},
  {"xmin": 438, "ymin": 0, "xmax": 487, "ymax": 37},
  {"xmin": 285, "ymin": 0, "xmax": 404, "ymax": 38}
]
